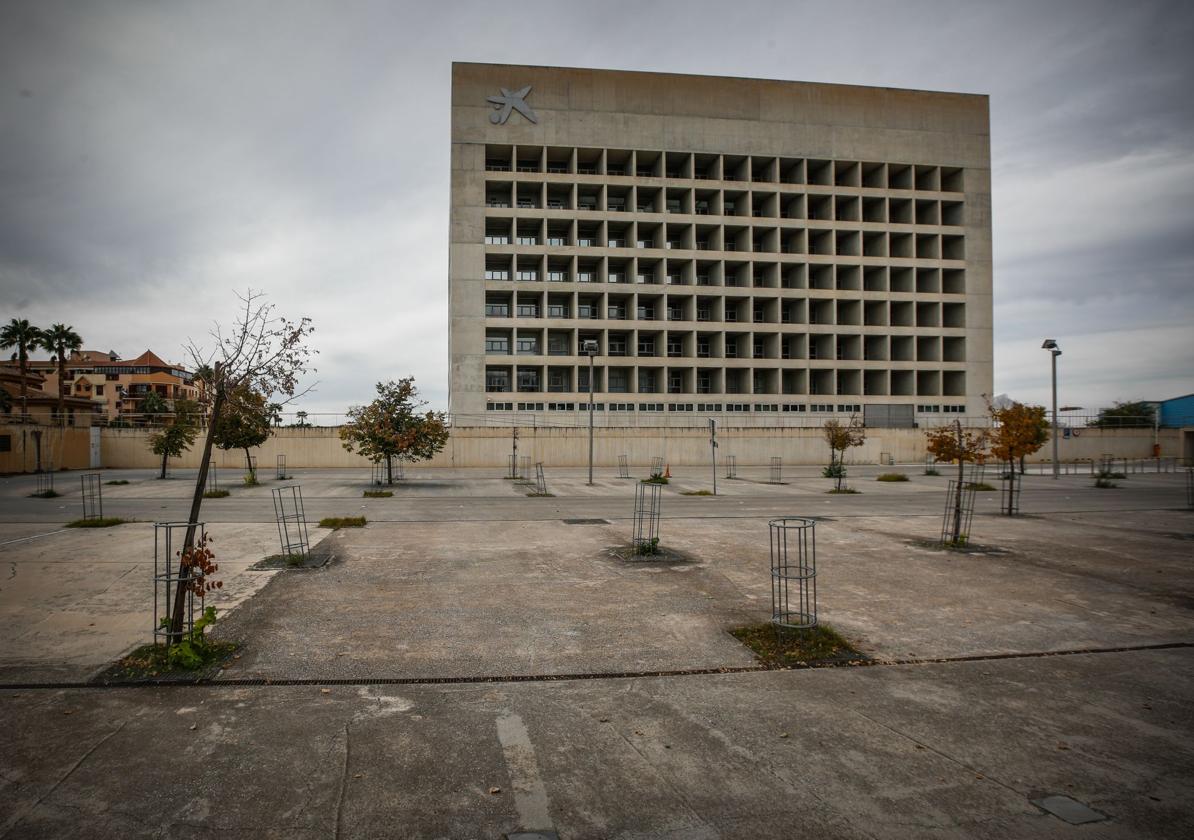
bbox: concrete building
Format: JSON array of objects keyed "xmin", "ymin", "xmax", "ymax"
[{"xmin": 449, "ymin": 64, "xmax": 992, "ymax": 426}]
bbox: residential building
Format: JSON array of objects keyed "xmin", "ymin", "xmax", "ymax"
[{"xmin": 29, "ymin": 349, "xmax": 199, "ymax": 423}]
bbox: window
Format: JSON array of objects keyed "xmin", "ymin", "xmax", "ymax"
[
  {"xmin": 608, "ymin": 336, "xmax": 627, "ymax": 355},
  {"xmin": 516, "ymin": 303, "xmax": 539, "ymax": 317},
  {"xmin": 516, "ymin": 337, "xmax": 539, "ymax": 355},
  {"xmin": 516, "ymin": 234, "xmax": 539, "ymax": 245},
  {"xmin": 668, "ymin": 372, "xmax": 683, "ymax": 394},
  {"xmin": 484, "ymin": 233, "xmax": 510, "ymax": 245},
  {"xmin": 667, "ymin": 337, "xmax": 683, "ymax": 357},
  {"xmin": 577, "ymin": 303, "xmax": 596, "ymax": 319},
  {"xmin": 943, "ymin": 405, "xmax": 965, "ymax": 413},
  {"xmin": 548, "ymin": 334, "xmax": 569, "ymax": 355},
  {"xmin": 486, "ymin": 369, "xmax": 511, "ymax": 392},
  {"xmin": 0, "ymin": 434, "xmax": 10, "ymax": 452},
  {"xmin": 608, "ymin": 370, "xmax": 628, "ymax": 393},
  {"xmin": 547, "ymin": 270, "xmax": 568, "ymax": 283},
  {"xmin": 577, "ymin": 270, "xmax": 595, "ymax": 283},
  {"xmin": 486, "ymin": 402, "xmax": 513, "ymax": 411},
  {"xmin": 516, "ymin": 269, "xmax": 539, "ymax": 281},
  {"xmin": 917, "ymin": 404, "xmax": 941, "ymax": 413},
  {"xmin": 637, "ymin": 338, "xmax": 656, "ymax": 356},
  {"xmin": 608, "ymin": 305, "xmax": 627, "ymax": 320},
  {"xmin": 637, "ymin": 304, "xmax": 655, "ymax": 320},
  {"xmin": 485, "ymin": 301, "xmax": 509, "ymax": 317},
  {"xmin": 547, "ymin": 303, "xmax": 568, "ymax": 318},
  {"xmin": 839, "ymin": 404, "xmax": 861, "ymax": 412},
  {"xmin": 548, "ymin": 370, "xmax": 568, "ymax": 392},
  {"xmin": 517, "ymin": 370, "xmax": 540, "ymax": 392},
  {"xmin": 485, "ymin": 336, "xmax": 509, "ymax": 354},
  {"xmin": 95, "ymin": 385, "xmax": 105, "ymax": 396},
  {"xmin": 547, "ymin": 234, "xmax": 567, "ymax": 246},
  {"xmin": 696, "ymin": 339, "xmax": 710, "ymax": 358},
  {"xmin": 484, "ymin": 268, "xmax": 510, "ymax": 280},
  {"xmin": 782, "ymin": 404, "xmax": 806, "ymax": 412}
]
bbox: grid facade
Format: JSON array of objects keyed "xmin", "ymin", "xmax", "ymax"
[{"xmin": 449, "ymin": 65, "xmax": 992, "ymax": 424}]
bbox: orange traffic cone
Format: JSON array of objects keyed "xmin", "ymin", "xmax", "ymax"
[{"xmin": 664, "ymin": 463, "xmax": 671, "ymax": 478}]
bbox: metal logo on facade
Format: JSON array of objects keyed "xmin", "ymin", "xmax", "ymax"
[{"xmin": 488, "ymin": 85, "xmax": 537, "ymax": 125}]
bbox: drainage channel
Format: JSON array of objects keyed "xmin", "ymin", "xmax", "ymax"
[{"xmin": 2, "ymin": 641, "xmax": 1190, "ymax": 691}]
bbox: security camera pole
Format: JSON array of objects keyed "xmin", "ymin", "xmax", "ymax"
[
  {"xmin": 584, "ymin": 340, "xmax": 599, "ymax": 485},
  {"xmin": 1042, "ymin": 339, "xmax": 1062, "ymax": 479}
]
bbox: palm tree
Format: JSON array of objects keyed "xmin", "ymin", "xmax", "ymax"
[
  {"xmin": 38, "ymin": 323, "xmax": 83, "ymax": 421},
  {"xmin": 0, "ymin": 318, "xmax": 43, "ymax": 420}
]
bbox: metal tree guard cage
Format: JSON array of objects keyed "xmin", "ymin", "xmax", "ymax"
[
  {"xmin": 519, "ymin": 455, "xmax": 531, "ymax": 482},
  {"xmin": 206, "ymin": 464, "xmax": 219, "ymax": 494},
  {"xmin": 650, "ymin": 455, "xmax": 664, "ymax": 477},
  {"xmin": 769, "ymin": 517, "xmax": 817, "ymax": 633},
  {"xmin": 80, "ymin": 473, "xmax": 103, "ymax": 521},
  {"xmin": 276, "ymin": 454, "xmax": 287, "ymax": 480},
  {"xmin": 618, "ymin": 454, "xmax": 630, "ymax": 479},
  {"xmin": 534, "ymin": 462, "xmax": 548, "ymax": 495},
  {"xmin": 1186, "ymin": 468, "xmax": 1193, "ymax": 509},
  {"xmin": 725, "ymin": 454, "xmax": 737, "ymax": 479},
  {"xmin": 36, "ymin": 471, "xmax": 54, "ymax": 495},
  {"xmin": 770, "ymin": 456, "xmax": 783, "ymax": 484},
  {"xmin": 941, "ymin": 479, "xmax": 978, "ymax": 546},
  {"xmin": 507, "ymin": 454, "xmax": 519, "ymax": 479},
  {"xmin": 246, "ymin": 455, "xmax": 258, "ymax": 482},
  {"xmin": 392, "ymin": 460, "xmax": 404, "ymax": 481},
  {"xmin": 153, "ymin": 521, "xmax": 205, "ymax": 646},
  {"xmin": 633, "ymin": 481, "xmax": 662, "ymax": 554},
  {"xmin": 271, "ymin": 485, "xmax": 311, "ymax": 560},
  {"xmin": 372, "ymin": 459, "xmax": 385, "ymax": 485}
]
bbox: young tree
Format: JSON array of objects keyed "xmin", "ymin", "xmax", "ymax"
[
  {"xmin": 38, "ymin": 323, "xmax": 83, "ymax": 420},
  {"xmin": 166, "ymin": 290, "xmax": 315, "ymax": 644},
  {"xmin": 294, "ymin": 410, "xmax": 310, "ymax": 427},
  {"xmin": 925, "ymin": 420, "xmax": 988, "ymax": 544},
  {"xmin": 340, "ymin": 379, "xmax": 449, "ymax": 484},
  {"xmin": 988, "ymin": 401, "xmax": 1049, "ymax": 514},
  {"xmin": 1, "ymin": 318, "xmax": 42, "ymax": 420},
  {"xmin": 1090, "ymin": 400, "xmax": 1155, "ymax": 428},
  {"xmin": 212, "ymin": 385, "xmax": 272, "ymax": 480},
  {"xmin": 822, "ymin": 416, "xmax": 866, "ymax": 491},
  {"xmin": 140, "ymin": 390, "xmax": 169, "ymax": 425},
  {"xmin": 149, "ymin": 399, "xmax": 199, "ymax": 479}
]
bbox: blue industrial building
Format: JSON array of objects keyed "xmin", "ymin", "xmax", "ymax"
[{"xmin": 1157, "ymin": 393, "xmax": 1194, "ymax": 428}]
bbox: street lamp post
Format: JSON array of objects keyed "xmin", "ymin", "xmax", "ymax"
[
  {"xmin": 1042, "ymin": 339, "xmax": 1062, "ymax": 479},
  {"xmin": 583, "ymin": 340, "xmax": 598, "ymax": 485}
]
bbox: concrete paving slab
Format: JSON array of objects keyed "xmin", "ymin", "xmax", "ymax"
[
  {"xmin": 0, "ymin": 523, "xmax": 329, "ymax": 683},
  {"xmin": 0, "ymin": 649, "xmax": 1190, "ymax": 838}
]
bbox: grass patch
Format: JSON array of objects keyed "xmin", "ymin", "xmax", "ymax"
[
  {"xmin": 242, "ymin": 475, "xmax": 263, "ymax": 487},
  {"xmin": 202, "ymin": 489, "xmax": 230, "ymax": 498},
  {"xmin": 1094, "ymin": 476, "xmax": 1120, "ymax": 489},
  {"xmin": 319, "ymin": 516, "xmax": 367, "ymax": 529},
  {"xmin": 641, "ymin": 476, "xmax": 669, "ymax": 485},
  {"xmin": 966, "ymin": 482, "xmax": 996, "ymax": 491},
  {"xmin": 924, "ymin": 467, "xmax": 941, "ymax": 476},
  {"xmin": 363, "ymin": 490, "xmax": 393, "ymax": 498},
  {"xmin": 730, "ymin": 623, "xmax": 863, "ymax": 668},
  {"xmin": 681, "ymin": 489, "xmax": 714, "ymax": 496},
  {"xmin": 826, "ymin": 488, "xmax": 860, "ymax": 494},
  {"xmin": 526, "ymin": 491, "xmax": 555, "ymax": 497},
  {"xmin": 104, "ymin": 479, "xmax": 130, "ymax": 485},
  {"xmin": 29, "ymin": 490, "xmax": 61, "ymax": 498},
  {"xmin": 876, "ymin": 473, "xmax": 909, "ymax": 482},
  {"xmin": 822, "ymin": 464, "xmax": 846, "ymax": 479},
  {"xmin": 65, "ymin": 517, "xmax": 128, "ymax": 528},
  {"xmin": 103, "ymin": 638, "xmax": 238, "ymax": 681}
]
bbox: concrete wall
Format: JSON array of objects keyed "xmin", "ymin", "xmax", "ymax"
[
  {"xmin": 1, "ymin": 424, "xmax": 93, "ymax": 473},
  {"xmin": 96, "ymin": 425, "xmax": 1182, "ymax": 470}
]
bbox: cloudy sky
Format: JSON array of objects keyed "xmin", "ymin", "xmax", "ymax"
[{"xmin": 2, "ymin": 0, "xmax": 1191, "ymax": 419}]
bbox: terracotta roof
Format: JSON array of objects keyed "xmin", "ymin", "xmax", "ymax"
[{"xmin": 127, "ymin": 349, "xmax": 170, "ymax": 367}]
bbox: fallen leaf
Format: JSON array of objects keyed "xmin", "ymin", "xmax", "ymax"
[
  {"xmin": 488, "ymin": 786, "xmax": 501, "ymax": 795},
  {"xmin": 189, "ymin": 724, "xmax": 197, "ymax": 730},
  {"xmin": 320, "ymin": 688, "xmax": 331, "ymax": 694}
]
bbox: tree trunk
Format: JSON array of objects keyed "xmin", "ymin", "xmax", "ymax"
[
  {"xmin": 168, "ymin": 388, "xmax": 225, "ymax": 644},
  {"xmin": 244, "ymin": 447, "xmax": 254, "ymax": 481},
  {"xmin": 386, "ymin": 455, "xmax": 393, "ymax": 485},
  {"xmin": 56, "ymin": 356, "xmax": 65, "ymax": 421},
  {"xmin": 160, "ymin": 449, "xmax": 168, "ymax": 480},
  {"xmin": 19, "ymin": 350, "xmax": 28, "ymax": 421}
]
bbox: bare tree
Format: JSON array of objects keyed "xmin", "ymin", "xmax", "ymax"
[{"xmin": 166, "ymin": 291, "xmax": 316, "ymax": 643}]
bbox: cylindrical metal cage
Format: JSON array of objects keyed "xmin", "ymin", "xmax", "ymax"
[
  {"xmin": 633, "ymin": 481, "xmax": 663, "ymax": 554},
  {"xmin": 153, "ymin": 521, "xmax": 205, "ymax": 645},
  {"xmin": 724, "ymin": 454, "xmax": 737, "ymax": 479},
  {"xmin": 534, "ymin": 462, "xmax": 547, "ymax": 495},
  {"xmin": 271, "ymin": 485, "xmax": 310, "ymax": 560},
  {"xmin": 276, "ymin": 454, "xmax": 287, "ymax": 480},
  {"xmin": 206, "ymin": 463, "xmax": 219, "ymax": 493},
  {"xmin": 770, "ymin": 456, "xmax": 783, "ymax": 484},
  {"xmin": 80, "ymin": 473, "xmax": 103, "ymax": 521},
  {"xmin": 769, "ymin": 517, "xmax": 817, "ymax": 632},
  {"xmin": 618, "ymin": 454, "xmax": 630, "ymax": 479}
]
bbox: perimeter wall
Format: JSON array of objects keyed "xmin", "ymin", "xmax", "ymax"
[{"xmin": 95, "ymin": 425, "xmax": 1183, "ymax": 470}]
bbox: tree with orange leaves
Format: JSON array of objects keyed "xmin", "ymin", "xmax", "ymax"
[
  {"xmin": 340, "ymin": 378, "xmax": 448, "ymax": 484},
  {"xmin": 988, "ymin": 400, "xmax": 1048, "ymax": 514}
]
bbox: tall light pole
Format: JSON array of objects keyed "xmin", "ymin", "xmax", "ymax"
[
  {"xmin": 1042, "ymin": 339, "xmax": 1062, "ymax": 479},
  {"xmin": 583, "ymin": 340, "xmax": 598, "ymax": 485}
]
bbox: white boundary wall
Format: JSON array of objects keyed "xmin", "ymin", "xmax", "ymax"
[{"xmin": 98, "ymin": 426, "xmax": 1182, "ymax": 470}]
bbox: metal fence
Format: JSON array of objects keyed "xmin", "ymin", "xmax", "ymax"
[{"xmin": 769, "ymin": 517, "xmax": 817, "ymax": 633}]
